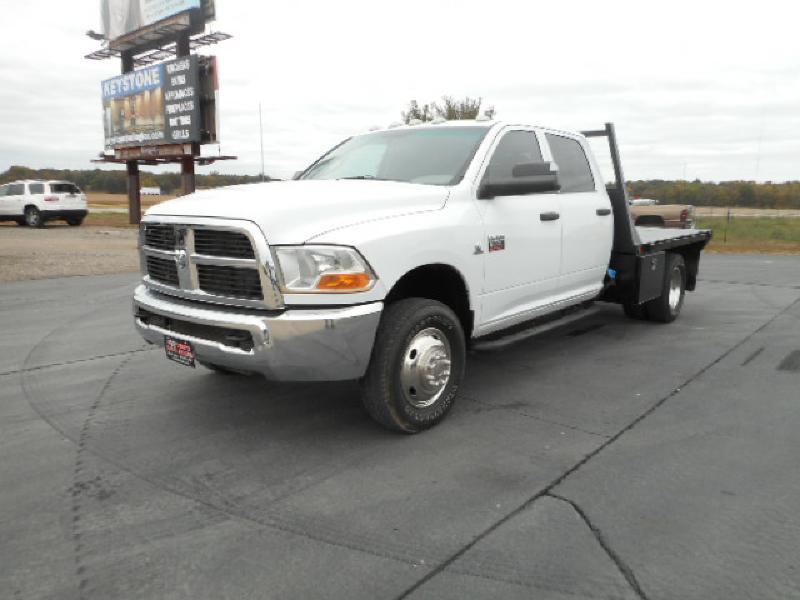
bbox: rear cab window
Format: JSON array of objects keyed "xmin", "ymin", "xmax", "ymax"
[{"xmin": 545, "ymin": 133, "xmax": 595, "ymax": 193}]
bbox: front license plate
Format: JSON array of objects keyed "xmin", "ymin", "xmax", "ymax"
[{"xmin": 165, "ymin": 336, "xmax": 196, "ymax": 368}]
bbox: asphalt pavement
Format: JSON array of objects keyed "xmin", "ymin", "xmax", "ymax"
[{"xmin": 1, "ymin": 254, "xmax": 799, "ymax": 600}]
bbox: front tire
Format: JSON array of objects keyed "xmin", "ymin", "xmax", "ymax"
[
  {"xmin": 24, "ymin": 206, "xmax": 43, "ymax": 228},
  {"xmin": 360, "ymin": 298, "xmax": 466, "ymax": 433}
]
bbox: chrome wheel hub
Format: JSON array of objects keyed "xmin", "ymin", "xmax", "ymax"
[
  {"xmin": 400, "ymin": 327, "xmax": 452, "ymax": 408},
  {"xmin": 668, "ymin": 267, "xmax": 683, "ymax": 311}
]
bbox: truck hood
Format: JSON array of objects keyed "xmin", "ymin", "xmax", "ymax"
[{"xmin": 146, "ymin": 180, "xmax": 449, "ymax": 243}]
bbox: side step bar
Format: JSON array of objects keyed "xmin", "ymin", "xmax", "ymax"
[{"xmin": 472, "ymin": 303, "xmax": 601, "ymax": 352}]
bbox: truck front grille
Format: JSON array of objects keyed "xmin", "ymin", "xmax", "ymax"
[
  {"xmin": 139, "ymin": 220, "xmax": 282, "ymax": 309},
  {"xmin": 194, "ymin": 229, "xmax": 255, "ymax": 259},
  {"xmin": 144, "ymin": 224, "xmax": 177, "ymax": 250},
  {"xmin": 145, "ymin": 256, "xmax": 179, "ymax": 286},
  {"xmin": 197, "ymin": 265, "xmax": 263, "ymax": 300}
]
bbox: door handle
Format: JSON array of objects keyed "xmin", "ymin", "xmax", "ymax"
[
  {"xmin": 540, "ymin": 211, "xmax": 560, "ymax": 222},
  {"xmin": 596, "ymin": 208, "xmax": 611, "ymax": 216}
]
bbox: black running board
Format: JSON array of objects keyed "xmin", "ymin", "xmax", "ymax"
[{"xmin": 472, "ymin": 303, "xmax": 600, "ymax": 352}]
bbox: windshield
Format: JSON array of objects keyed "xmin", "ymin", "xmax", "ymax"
[{"xmin": 300, "ymin": 126, "xmax": 490, "ymax": 186}]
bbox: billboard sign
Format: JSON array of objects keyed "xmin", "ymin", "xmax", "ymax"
[
  {"xmin": 102, "ymin": 56, "xmax": 202, "ymax": 149},
  {"xmin": 101, "ymin": 0, "xmax": 213, "ymax": 41}
]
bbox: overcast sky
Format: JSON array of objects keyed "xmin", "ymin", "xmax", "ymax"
[{"xmin": 0, "ymin": 1, "xmax": 798, "ymax": 182}]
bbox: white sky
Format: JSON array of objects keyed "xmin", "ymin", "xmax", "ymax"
[{"xmin": 0, "ymin": 0, "xmax": 798, "ymax": 182}]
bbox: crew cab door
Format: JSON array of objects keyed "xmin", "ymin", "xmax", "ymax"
[
  {"xmin": 474, "ymin": 128, "xmax": 562, "ymax": 331},
  {"xmin": 544, "ymin": 132, "xmax": 613, "ymax": 295}
]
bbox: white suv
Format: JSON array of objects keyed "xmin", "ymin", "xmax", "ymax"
[{"xmin": 0, "ymin": 180, "xmax": 89, "ymax": 227}]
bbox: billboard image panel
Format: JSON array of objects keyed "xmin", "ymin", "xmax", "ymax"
[
  {"xmin": 102, "ymin": 56, "xmax": 202, "ymax": 149},
  {"xmin": 101, "ymin": 0, "xmax": 202, "ymax": 41}
]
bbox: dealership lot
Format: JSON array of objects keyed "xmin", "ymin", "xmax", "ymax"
[{"xmin": 1, "ymin": 254, "xmax": 799, "ymax": 599}]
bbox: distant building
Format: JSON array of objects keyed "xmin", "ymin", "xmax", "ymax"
[{"xmin": 141, "ymin": 186, "xmax": 162, "ymax": 196}]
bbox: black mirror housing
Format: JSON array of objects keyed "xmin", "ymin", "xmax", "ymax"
[{"xmin": 478, "ymin": 161, "xmax": 560, "ymax": 199}]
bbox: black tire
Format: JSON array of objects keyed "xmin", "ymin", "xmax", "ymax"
[
  {"xmin": 623, "ymin": 302, "xmax": 648, "ymax": 320},
  {"xmin": 360, "ymin": 298, "xmax": 466, "ymax": 433},
  {"xmin": 24, "ymin": 206, "xmax": 43, "ymax": 228},
  {"xmin": 67, "ymin": 218, "xmax": 84, "ymax": 227},
  {"xmin": 645, "ymin": 253, "xmax": 686, "ymax": 323},
  {"xmin": 15, "ymin": 218, "xmax": 26, "ymax": 226}
]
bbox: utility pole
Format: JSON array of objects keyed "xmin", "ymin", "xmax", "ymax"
[{"xmin": 259, "ymin": 103, "xmax": 266, "ymax": 182}]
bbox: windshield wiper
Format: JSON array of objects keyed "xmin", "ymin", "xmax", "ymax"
[{"xmin": 338, "ymin": 175, "xmax": 407, "ymax": 182}]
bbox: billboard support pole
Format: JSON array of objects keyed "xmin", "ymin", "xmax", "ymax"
[
  {"xmin": 121, "ymin": 49, "xmax": 142, "ymax": 225},
  {"xmin": 176, "ymin": 31, "xmax": 196, "ymax": 197}
]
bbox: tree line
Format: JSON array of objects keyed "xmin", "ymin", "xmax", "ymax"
[
  {"xmin": 0, "ymin": 165, "xmax": 268, "ymax": 195},
  {"xmin": 628, "ymin": 180, "xmax": 800, "ymax": 209},
  {"xmin": 4, "ymin": 164, "xmax": 799, "ymax": 208}
]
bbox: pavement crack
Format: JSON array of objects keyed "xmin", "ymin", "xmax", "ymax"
[
  {"xmin": 1, "ymin": 347, "xmax": 155, "ymax": 377},
  {"xmin": 70, "ymin": 354, "xmax": 133, "ymax": 600},
  {"xmin": 546, "ymin": 493, "xmax": 648, "ymax": 600},
  {"xmin": 741, "ymin": 346, "xmax": 765, "ymax": 366}
]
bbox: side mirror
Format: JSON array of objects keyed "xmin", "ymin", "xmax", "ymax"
[{"xmin": 478, "ymin": 161, "xmax": 560, "ymax": 199}]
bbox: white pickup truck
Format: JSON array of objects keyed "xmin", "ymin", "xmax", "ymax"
[{"xmin": 133, "ymin": 121, "xmax": 711, "ymax": 432}]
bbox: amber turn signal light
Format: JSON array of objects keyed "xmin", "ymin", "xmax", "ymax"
[{"xmin": 316, "ymin": 272, "xmax": 373, "ymax": 291}]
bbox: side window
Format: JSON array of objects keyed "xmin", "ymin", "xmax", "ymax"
[
  {"xmin": 29, "ymin": 183, "xmax": 45, "ymax": 194},
  {"xmin": 484, "ymin": 130, "xmax": 543, "ymax": 182},
  {"xmin": 7, "ymin": 183, "xmax": 25, "ymax": 196},
  {"xmin": 546, "ymin": 134, "xmax": 595, "ymax": 193},
  {"xmin": 0, "ymin": 185, "xmax": 8, "ymax": 197}
]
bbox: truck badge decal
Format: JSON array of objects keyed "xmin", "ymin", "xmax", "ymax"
[{"xmin": 488, "ymin": 235, "xmax": 505, "ymax": 252}]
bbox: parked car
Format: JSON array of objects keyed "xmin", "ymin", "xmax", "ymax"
[
  {"xmin": 133, "ymin": 121, "xmax": 711, "ymax": 433},
  {"xmin": 0, "ymin": 180, "xmax": 89, "ymax": 227},
  {"xmin": 630, "ymin": 198, "xmax": 695, "ymax": 228}
]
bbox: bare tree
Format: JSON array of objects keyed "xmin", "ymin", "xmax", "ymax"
[
  {"xmin": 402, "ymin": 96, "xmax": 496, "ymax": 123},
  {"xmin": 401, "ymin": 100, "xmax": 436, "ymax": 124},
  {"xmin": 435, "ymin": 96, "xmax": 482, "ymax": 120}
]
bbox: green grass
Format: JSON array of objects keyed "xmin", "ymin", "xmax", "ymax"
[{"xmin": 695, "ymin": 217, "xmax": 800, "ymax": 254}]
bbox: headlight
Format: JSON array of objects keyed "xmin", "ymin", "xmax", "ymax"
[{"xmin": 274, "ymin": 245, "xmax": 377, "ymax": 293}]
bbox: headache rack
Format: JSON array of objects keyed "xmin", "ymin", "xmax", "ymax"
[{"xmin": 582, "ymin": 123, "xmax": 712, "ymax": 305}]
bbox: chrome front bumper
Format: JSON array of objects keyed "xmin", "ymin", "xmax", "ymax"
[{"xmin": 133, "ymin": 285, "xmax": 382, "ymax": 381}]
